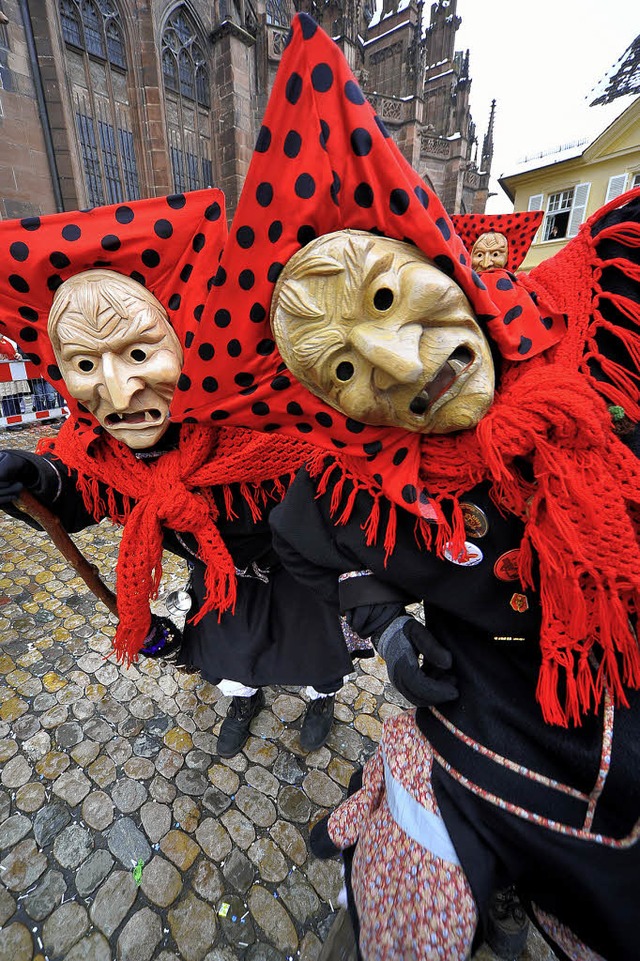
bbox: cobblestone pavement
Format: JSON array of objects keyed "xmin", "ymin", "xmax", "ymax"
[{"xmin": 0, "ymin": 423, "xmax": 557, "ymax": 961}]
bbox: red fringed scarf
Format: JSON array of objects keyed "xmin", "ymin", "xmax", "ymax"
[{"xmin": 38, "ymin": 421, "xmax": 312, "ymax": 664}]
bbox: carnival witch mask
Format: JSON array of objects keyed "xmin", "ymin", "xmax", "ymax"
[
  {"xmin": 471, "ymin": 231, "xmax": 509, "ymax": 272},
  {"xmin": 49, "ymin": 270, "xmax": 183, "ymax": 449},
  {"xmin": 271, "ymin": 230, "xmax": 494, "ymax": 433}
]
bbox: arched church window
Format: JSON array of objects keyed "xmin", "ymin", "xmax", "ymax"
[
  {"xmin": 161, "ymin": 7, "xmax": 213, "ymax": 193},
  {"xmin": 59, "ymin": 0, "xmax": 141, "ymax": 204},
  {"xmin": 265, "ymin": 0, "xmax": 290, "ymax": 27}
]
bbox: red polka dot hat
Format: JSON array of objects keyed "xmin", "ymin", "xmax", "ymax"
[{"xmin": 452, "ymin": 211, "xmax": 544, "ymax": 272}]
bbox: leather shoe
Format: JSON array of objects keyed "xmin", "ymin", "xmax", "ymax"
[
  {"xmin": 300, "ymin": 694, "xmax": 335, "ymax": 752},
  {"xmin": 217, "ymin": 689, "xmax": 265, "ymax": 757}
]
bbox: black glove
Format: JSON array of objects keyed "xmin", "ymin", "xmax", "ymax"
[
  {"xmin": 374, "ymin": 614, "xmax": 457, "ymax": 706},
  {"xmin": 0, "ymin": 450, "xmax": 43, "ymax": 505}
]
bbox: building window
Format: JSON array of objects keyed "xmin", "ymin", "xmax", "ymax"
[
  {"xmin": 266, "ymin": 0, "xmax": 291, "ymax": 27},
  {"xmin": 632, "ymin": 172, "xmax": 640, "ymax": 189},
  {"xmin": 161, "ymin": 7, "xmax": 213, "ymax": 194},
  {"xmin": 61, "ymin": 0, "xmax": 141, "ymax": 204},
  {"xmin": 542, "ymin": 183, "xmax": 590, "ymax": 241}
]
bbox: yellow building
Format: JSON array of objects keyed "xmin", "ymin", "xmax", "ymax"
[{"xmin": 497, "ymin": 60, "xmax": 640, "ymax": 271}]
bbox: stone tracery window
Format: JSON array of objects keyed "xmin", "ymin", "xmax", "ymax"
[
  {"xmin": 161, "ymin": 7, "xmax": 213, "ymax": 193},
  {"xmin": 59, "ymin": 0, "xmax": 140, "ymax": 204}
]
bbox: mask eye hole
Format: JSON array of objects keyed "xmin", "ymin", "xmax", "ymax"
[
  {"xmin": 78, "ymin": 359, "xmax": 94, "ymax": 372},
  {"xmin": 336, "ymin": 361, "xmax": 354, "ymax": 382},
  {"xmin": 130, "ymin": 348, "xmax": 147, "ymax": 362},
  {"xmin": 373, "ymin": 287, "xmax": 394, "ymax": 311}
]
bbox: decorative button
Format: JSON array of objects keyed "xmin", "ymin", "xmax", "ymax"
[
  {"xmin": 494, "ymin": 549, "xmax": 521, "ymax": 582},
  {"xmin": 460, "ymin": 502, "xmax": 489, "ymax": 538},
  {"xmin": 444, "ymin": 541, "xmax": 483, "ymax": 567}
]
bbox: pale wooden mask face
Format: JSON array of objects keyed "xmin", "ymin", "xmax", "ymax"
[
  {"xmin": 471, "ymin": 232, "xmax": 509, "ymax": 272},
  {"xmin": 49, "ymin": 270, "xmax": 183, "ymax": 449},
  {"xmin": 271, "ymin": 231, "xmax": 494, "ymax": 433}
]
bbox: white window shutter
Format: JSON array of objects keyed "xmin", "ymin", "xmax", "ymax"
[
  {"xmin": 605, "ymin": 173, "xmax": 628, "ymax": 203},
  {"xmin": 567, "ymin": 182, "xmax": 591, "ymax": 237},
  {"xmin": 527, "ymin": 193, "xmax": 544, "ymax": 211}
]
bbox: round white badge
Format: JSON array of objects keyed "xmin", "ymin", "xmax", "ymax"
[{"xmin": 443, "ymin": 540, "xmax": 484, "ymax": 567}]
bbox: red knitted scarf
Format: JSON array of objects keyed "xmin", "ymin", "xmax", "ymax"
[
  {"xmin": 310, "ymin": 195, "xmax": 640, "ymax": 726},
  {"xmin": 38, "ymin": 421, "xmax": 312, "ymax": 664}
]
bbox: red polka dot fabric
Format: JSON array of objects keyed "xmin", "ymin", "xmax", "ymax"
[
  {"xmin": 452, "ymin": 211, "xmax": 544, "ymax": 272},
  {"xmin": 0, "ymin": 189, "xmax": 227, "ymax": 442}
]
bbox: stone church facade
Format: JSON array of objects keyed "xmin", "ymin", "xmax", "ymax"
[{"xmin": 0, "ymin": 0, "xmax": 492, "ymax": 222}]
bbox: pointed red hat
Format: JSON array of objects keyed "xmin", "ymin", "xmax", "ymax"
[
  {"xmin": 0, "ymin": 189, "xmax": 227, "ymax": 435},
  {"xmin": 171, "ymin": 13, "xmax": 504, "ymax": 516},
  {"xmin": 452, "ymin": 211, "xmax": 544, "ymax": 272}
]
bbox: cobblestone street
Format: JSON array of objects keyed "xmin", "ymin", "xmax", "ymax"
[{"xmin": 0, "ymin": 423, "xmax": 556, "ymax": 961}]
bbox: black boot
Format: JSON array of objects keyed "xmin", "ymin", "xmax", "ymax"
[
  {"xmin": 486, "ymin": 885, "xmax": 529, "ymax": 961},
  {"xmin": 300, "ymin": 695, "xmax": 335, "ymax": 752},
  {"xmin": 217, "ymin": 689, "xmax": 265, "ymax": 758}
]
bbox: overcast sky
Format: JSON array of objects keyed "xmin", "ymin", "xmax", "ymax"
[{"xmin": 454, "ymin": 1, "xmax": 639, "ymax": 211}]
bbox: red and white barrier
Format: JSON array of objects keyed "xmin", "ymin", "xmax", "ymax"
[{"xmin": 0, "ymin": 360, "xmax": 67, "ymax": 428}]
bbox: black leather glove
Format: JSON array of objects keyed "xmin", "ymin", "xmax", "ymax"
[
  {"xmin": 0, "ymin": 450, "xmax": 43, "ymax": 505},
  {"xmin": 374, "ymin": 614, "xmax": 457, "ymax": 706}
]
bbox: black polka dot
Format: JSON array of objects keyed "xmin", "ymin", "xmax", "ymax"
[
  {"xmin": 235, "ymin": 372, "xmax": 254, "ymax": 387},
  {"xmin": 374, "ymin": 115, "xmax": 390, "ymax": 138},
  {"xmin": 215, "ymin": 309, "xmax": 231, "ymax": 328},
  {"xmin": 168, "ymin": 293, "xmax": 181, "ymax": 310},
  {"xmin": 402, "ymin": 484, "xmax": 417, "ymax": 504},
  {"xmin": 414, "ymin": 186, "xmax": 430, "ymax": 209},
  {"xmin": 255, "ymin": 126, "xmax": 272, "ymax": 152},
  {"xmin": 331, "ymin": 438, "xmax": 346, "ymax": 448},
  {"xmin": 471, "ymin": 271, "xmax": 487, "ymax": 290},
  {"xmin": 154, "ymin": 219, "xmax": 173, "ymax": 239},
  {"xmin": 166, "ymin": 195, "xmax": 186, "ymax": 210},
  {"xmin": 177, "ymin": 374, "xmax": 191, "ymax": 392},
  {"xmin": 296, "ymin": 422, "xmax": 313, "ymax": 434},
  {"xmin": 227, "ymin": 339, "xmax": 241, "ymax": 357},
  {"xmin": 297, "ymin": 225, "xmax": 316, "ymax": 247},
  {"xmin": 267, "ymin": 262, "xmax": 283, "ymax": 283},
  {"xmin": 345, "ymin": 80, "xmax": 365, "ymax": 105},
  {"xmin": 287, "ymin": 401, "xmax": 303, "ymax": 416},
  {"xmin": 93, "ymin": 260, "xmax": 111, "ymax": 268},
  {"xmin": 312, "ymin": 63, "xmax": 333, "ymax": 92},
  {"xmin": 504, "ymin": 305, "xmax": 523, "ymax": 325},
  {"xmin": 331, "ymin": 171, "xmax": 341, "ymax": 206},
  {"xmin": 518, "ymin": 336, "xmax": 532, "ymax": 355},
  {"xmin": 9, "ymin": 275, "xmax": 29, "ymax": 294},
  {"xmin": 257, "ymin": 183, "xmax": 273, "ymax": 207},
  {"xmin": 345, "ymin": 418, "xmax": 365, "ymax": 433},
  {"xmin": 198, "ymin": 342, "xmax": 215, "ymax": 361},
  {"xmin": 50, "ymin": 251, "xmax": 71, "ymax": 269},
  {"xmin": 179, "ymin": 264, "xmax": 193, "ymax": 283},
  {"xmin": 101, "ymin": 234, "xmax": 121, "ymax": 251},
  {"xmin": 21, "ymin": 217, "xmax": 40, "ymax": 231},
  {"xmin": 364, "ymin": 440, "xmax": 382, "ymax": 456},
  {"xmin": 496, "ymin": 277, "xmax": 514, "ymax": 291},
  {"xmin": 142, "ymin": 249, "xmax": 160, "ymax": 268},
  {"xmin": 315, "ymin": 411, "xmax": 333, "ymax": 427},
  {"xmin": 18, "ymin": 306, "xmax": 38, "ymax": 321},
  {"xmin": 299, "ymin": 14, "xmax": 317, "ymax": 39},
  {"xmin": 351, "ymin": 128, "xmax": 372, "ymax": 157},
  {"xmin": 241, "ymin": 385, "xmax": 259, "ymax": 396},
  {"xmin": 373, "ymin": 474, "xmax": 383, "ymax": 486},
  {"xmin": 392, "ymin": 447, "xmax": 408, "ymax": 465},
  {"xmin": 185, "ymin": 331, "xmax": 194, "ymax": 349},
  {"xmin": 10, "ymin": 242, "xmax": 29, "ymax": 262},
  {"xmin": 239, "ymin": 269, "xmax": 255, "ymax": 290},
  {"xmin": 419, "ymin": 489, "xmax": 430, "ymax": 505},
  {"xmin": 115, "ymin": 205, "xmax": 135, "ymax": 223},
  {"xmin": 210, "ymin": 409, "xmax": 229, "ymax": 420},
  {"xmin": 203, "ymin": 376, "xmax": 219, "ymax": 393},
  {"xmin": 62, "ymin": 224, "xmax": 81, "ymax": 241},
  {"xmin": 252, "ymin": 401, "xmax": 270, "ymax": 416},
  {"xmin": 193, "ymin": 304, "xmax": 204, "ymax": 322},
  {"xmin": 257, "ymin": 339, "xmax": 275, "ymax": 356},
  {"xmin": 286, "ymin": 73, "xmax": 303, "ymax": 105},
  {"xmin": 390, "ymin": 189, "xmax": 409, "ymax": 215},
  {"xmin": 541, "ymin": 315, "xmax": 554, "ymax": 330},
  {"xmin": 319, "ymin": 119, "xmax": 330, "ymax": 150},
  {"xmin": 250, "ymin": 303, "xmax": 266, "ymax": 323},
  {"xmin": 270, "ymin": 375, "xmax": 290, "ymax": 391},
  {"xmin": 237, "ymin": 226, "xmax": 255, "ymax": 249},
  {"xmin": 434, "ymin": 254, "xmax": 455, "ymax": 276},
  {"xmin": 268, "ymin": 221, "xmax": 283, "ymax": 243},
  {"xmin": 193, "ymin": 233, "xmax": 205, "ymax": 252},
  {"xmin": 212, "ymin": 266, "xmax": 227, "ymax": 287},
  {"xmin": 47, "ymin": 364, "xmax": 62, "ymax": 381},
  {"xmin": 48, "ymin": 274, "xmax": 63, "ymax": 292},
  {"xmin": 528, "ymin": 290, "xmax": 538, "ymax": 304},
  {"xmin": 354, "ymin": 182, "xmax": 374, "ymax": 208},
  {"xmin": 436, "ymin": 217, "xmax": 451, "ymax": 241},
  {"xmin": 19, "ymin": 326, "xmax": 38, "ymax": 342},
  {"xmin": 130, "ymin": 271, "xmax": 145, "ymax": 286},
  {"xmin": 295, "ymin": 174, "xmax": 315, "ymax": 199},
  {"xmin": 284, "ymin": 130, "xmax": 302, "ymax": 158},
  {"xmin": 205, "ymin": 202, "xmax": 221, "ymax": 221}
]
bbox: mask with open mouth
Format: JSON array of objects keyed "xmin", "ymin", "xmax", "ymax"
[{"xmin": 271, "ymin": 231, "xmax": 495, "ymax": 433}]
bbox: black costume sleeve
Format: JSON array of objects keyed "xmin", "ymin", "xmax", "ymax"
[{"xmin": 1, "ymin": 452, "xmax": 100, "ymax": 533}]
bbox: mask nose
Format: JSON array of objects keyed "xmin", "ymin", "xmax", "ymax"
[
  {"xmin": 101, "ymin": 354, "xmax": 143, "ymax": 410},
  {"xmin": 350, "ymin": 323, "xmax": 423, "ymax": 386}
]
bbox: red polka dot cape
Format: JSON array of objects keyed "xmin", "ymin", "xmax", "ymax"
[
  {"xmin": 172, "ymin": 16, "xmax": 640, "ymax": 726},
  {"xmin": 0, "ymin": 190, "xmax": 315, "ymax": 663}
]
